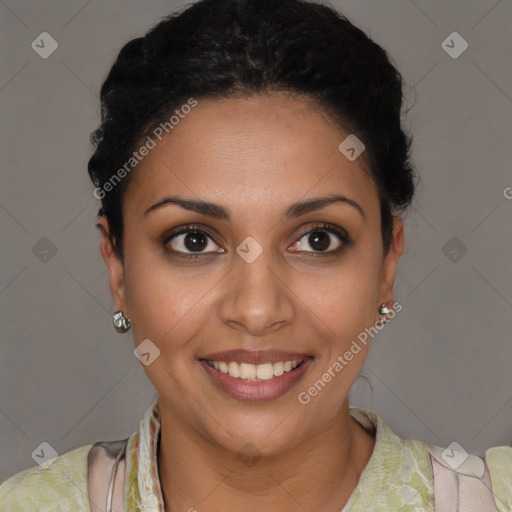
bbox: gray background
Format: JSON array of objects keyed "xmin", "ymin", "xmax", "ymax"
[{"xmin": 1, "ymin": 0, "xmax": 511, "ymax": 482}]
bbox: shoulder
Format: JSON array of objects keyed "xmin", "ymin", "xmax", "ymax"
[
  {"xmin": 428, "ymin": 443, "xmax": 512, "ymax": 512},
  {"xmin": 350, "ymin": 407, "xmax": 512, "ymax": 510},
  {"xmin": 349, "ymin": 407, "xmax": 436, "ymax": 508},
  {"xmin": 0, "ymin": 443, "xmax": 93, "ymax": 511}
]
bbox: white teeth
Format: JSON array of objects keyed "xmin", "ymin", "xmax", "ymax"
[
  {"xmin": 273, "ymin": 361, "xmax": 284, "ymax": 376},
  {"xmin": 256, "ymin": 363, "xmax": 274, "ymax": 380},
  {"xmin": 207, "ymin": 359, "xmax": 304, "ymax": 380},
  {"xmin": 239, "ymin": 363, "xmax": 256, "ymax": 379},
  {"xmin": 228, "ymin": 361, "xmax": 240, "ymax": 378}
]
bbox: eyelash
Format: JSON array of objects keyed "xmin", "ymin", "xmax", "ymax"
[{"xmin": 162, "ymin": 222, "xmax": 350, "ymax": 259}]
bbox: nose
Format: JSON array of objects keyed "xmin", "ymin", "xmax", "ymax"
[{"xmin": 219, "ymin": 251, "xmax": 296, "ymax": 337}]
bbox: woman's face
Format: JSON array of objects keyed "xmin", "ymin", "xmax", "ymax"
[{"xmin": 100, "ymin": 92, "xmax": 403, "ymax": 455}]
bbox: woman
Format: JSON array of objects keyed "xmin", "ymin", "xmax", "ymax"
[{"xmin": 1, "ymin": 0, "xmax": 510, "ymax": 510}]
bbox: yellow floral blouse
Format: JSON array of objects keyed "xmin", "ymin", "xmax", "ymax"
[{"xmin": 1, "ymin": 399, "xmax": 510, "ymax": 511}]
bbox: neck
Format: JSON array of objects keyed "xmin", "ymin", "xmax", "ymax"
[{"xmin": 156, "ymin": 400, "xmax": 375, "ymax": 512}]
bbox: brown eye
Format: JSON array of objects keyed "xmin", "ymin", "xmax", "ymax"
[
  {"xmin": 291, "ymin": 224, "xmax": 349, "ymax": 254},
  {"xmin": 164, "ymin": 225, "xmax": 225, "ymax": 257},
  {"xmin": 181, "ymin": 231, "xmax": 209, "ymax": 252}
]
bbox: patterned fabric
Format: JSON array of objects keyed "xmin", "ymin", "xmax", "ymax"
[
  {"xmin": 486, "ymin": 447, "xmax": 512, "ymax": 512},
  {"xmin": 124, "ymin": 399, "xmax": 164, "ymax": 511},
  {"xmin": 0, "ymin": 444, "xmax": 92, "ymax": 511},
  {"xmin": 1, "ymin": 399, "xmax": 510, "ymax": 511}
]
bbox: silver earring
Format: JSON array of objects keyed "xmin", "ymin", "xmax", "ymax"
[
  {"xmin": 378, "ymin": 303, "xmax": 392, "ymax": 320},
  {"xmin": 112, "ymin": 310, "xmax": 131, "ymax": 334}
]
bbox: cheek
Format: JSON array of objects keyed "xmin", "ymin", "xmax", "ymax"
[
  {"xmin": 295, "ymin": 260, "xmax": 379, "ymax": 413},
  {"xmin": 300, "ymin": 254, "xmax": 381, "ymax": 339},
  {"xmin": 123, "ymin": 261, "xmax": 206, "ymax": 393},
  {"xmin": 122, "ymin": 246, "xmax": 192, "ymax": 342},
  {"xmin": 122, "ymin": 244, "xmax": 225, "ymax": 362}
]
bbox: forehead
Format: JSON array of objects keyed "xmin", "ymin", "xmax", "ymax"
[{"xmin": 123, "ymin": 93, "xmax": 379, "ymax": 220}]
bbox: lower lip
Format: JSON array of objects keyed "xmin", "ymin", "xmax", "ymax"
[{"xmin": 200, "ymin": 358, "xmax": 313, "ymax": 402}]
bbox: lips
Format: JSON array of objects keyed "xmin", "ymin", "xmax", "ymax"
[{"xmin": 198, "ymin": 349, "xmax": 314, "ymax": 402}]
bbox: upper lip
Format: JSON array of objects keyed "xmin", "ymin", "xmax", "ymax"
[{"xmin": 199, "ymin": 349, "xmax": 313, "ymax": 365}]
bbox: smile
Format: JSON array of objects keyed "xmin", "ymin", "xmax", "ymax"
[{"xmin": 199, "ymin": 356, "xmax": 314, "ymax": 402}]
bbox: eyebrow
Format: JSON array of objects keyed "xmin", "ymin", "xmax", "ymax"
[{"xmin": 144, "ymin": 193, "xmax": 365, "ymax": 220}]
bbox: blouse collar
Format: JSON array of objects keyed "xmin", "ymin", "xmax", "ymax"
[{"xmin": 124, "ymin": 399, "xmax": 433, "ymax": 511}]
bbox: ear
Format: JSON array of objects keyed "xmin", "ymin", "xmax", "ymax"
[
  {"xmin": 97, "ymin": 216, "xmax": 128, "ymax": 314},
  {"xmin": 378, "ymin": 216, "xmax": 404, "ymax": 308}
]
